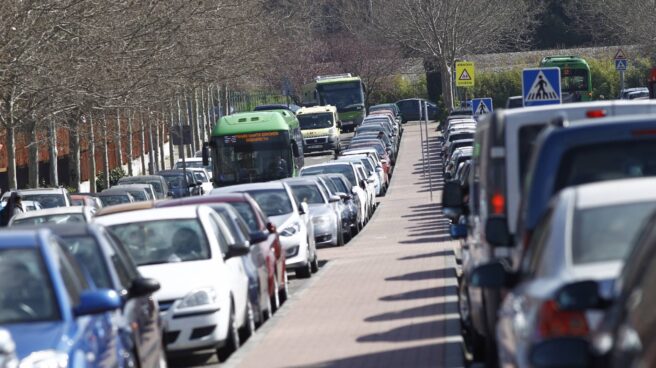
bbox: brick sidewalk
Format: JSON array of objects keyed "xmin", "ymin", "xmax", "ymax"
[{"xmin": 230, "ymin": 122, "xmax": 464, "ymax": 368}]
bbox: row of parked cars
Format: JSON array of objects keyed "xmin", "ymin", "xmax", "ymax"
[
  {"xmin": 441, "ymin": 100, "xmax": 656, "ymax": 367},
  {"xmin": 0, "ymin": 102, "xmax": 404, "ymax": 367}
]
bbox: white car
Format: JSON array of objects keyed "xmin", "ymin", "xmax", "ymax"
[
  {"xmin": 95, "ymin": 205, "xmax": 251, "ymax": 361},
  {"xmin": 174, "ymin": 157, "xmax": 213, "ymax": 179},
  {"xmin": 341, "ymin": 148, "xmax": 388, "ymax": 191},
  {"xmin": 212, "ymin": 182, "xmax": 318, "ymax": 278},
  {"xmin": 300, "ymin": 162, "xmax": 370, "ymax": 228},
  {"xmin": 353, "ymin": 163, "xmax": 376, "ymax": 216},
  {"xmin": 186, "ymin": 167, "xmax": 213, "ymax": 195},
  {"xmin": 9, "ymin": 206, "xmax": 95, "ymax": 226},
  {"xmin": 337, "ymin": 155, "xmax": 382, "ymax": 196},
  {"xmin": 1, "ymin": 188, "xmax": 72, "ymax": 208}
]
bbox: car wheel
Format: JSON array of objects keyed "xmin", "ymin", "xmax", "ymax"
[
  {"xmin": 310, "ymin": 253, "xmax": 319, "ymax": 273},
  {"xmin": 459, "ymin": 281, "xmax": 485, "ymax": 360},
  {"xmin": 217, "ymin": 303, "xmax": 240, "ymax": 362},
  {"xmin": 296, "ymin": 247, "xmax": 312, "ymax": 278},
  {"xmin": 337, "ymin": 227, "xmax": 345, "ymax": 247},
  {"xmin": 271, "ymin": 277, "xmax": 280, "ymax": 313},
  {"xmin": 278, "ymin": 270, "xmax": 289, "ymax": 303},
  {"xmin": 261, "ymin": 290, "xmax": 272, "ymax": 323},
  {"xmin": 238, "ymin": 300, "xmax": 256, "ymax": 342}
]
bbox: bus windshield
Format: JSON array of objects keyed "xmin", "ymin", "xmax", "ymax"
[
  {"xmin": 317, "ymin": 82, "xmax": 364, "ymax": 111},
  {"xmin": 213, "ymin": 131, "xmax": 293, "ymax": 185},
  {"xmin": 561, "ymin": 68, "xmax": 589, "ymax": 92}
]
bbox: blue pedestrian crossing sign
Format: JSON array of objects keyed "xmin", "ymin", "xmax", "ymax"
[
  {"xmin": 615, "ymin": 59, "xmax": 628, "ymax": 71},
  {"xmin": 471, "ymin": 98, "xmax": 493, "ymax": 116},
  {"xmin": 522, "ymin": 67, "xmax": 561, "ymax": 107}
]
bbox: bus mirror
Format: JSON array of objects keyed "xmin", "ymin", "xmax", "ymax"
[
  {"xmin": 292, "ymin": 142, "xmax": 300, "ymax": 158},
  {"xmin": 202, "ymin": 142, "xmax": 210, "ymax": 166}
]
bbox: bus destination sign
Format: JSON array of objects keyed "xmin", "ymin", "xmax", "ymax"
[{"xmin": 224, "ymin": 131, "xmax": 281, "ymax": 144}]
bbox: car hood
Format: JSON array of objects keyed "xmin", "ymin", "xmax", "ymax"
[
  {"xmin": 139, "ymin": 260, "xmax": 220, "ymax": 301},
  {"xmin": 308, "ymin": 204, "xmax": 333, "ymax": 217},
  {"xmin": 6, "ymin": 321, "xmax": 68, "ymax": 360}
]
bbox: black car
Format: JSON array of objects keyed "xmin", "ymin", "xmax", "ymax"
[
  {"xmin": 156, "ymin": 169, "xmax": 200, "ymax": 198},
  {"xmin": 396, "ymin": 98, "xmax": 438, "ymax": 123}
]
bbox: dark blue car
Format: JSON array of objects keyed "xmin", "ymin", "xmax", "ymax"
[
  {"xmin": 0, "ymin": 228, "xmax": 125, "ymax": 367},
  {"xmin": 49, "ymin": 224, "xmax": 165, "ymax": 368},
  {"xmin": 515, "ymin": 115, "xmax": 656, "ymax": 266}
]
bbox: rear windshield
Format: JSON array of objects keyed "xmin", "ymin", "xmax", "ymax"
[
  {"xmin": 329, "ymin": 177, "xmax": 349, "ymax": 193},
  {"xmin": 289, "ymin": 184, "xmax": 325, "ymax": 204},
  {"xmin": 302, "ymin": 165, "xmax": 355, "ymax": 187},
  {"xmin": 246, "ymin": 189, "xmax": 293, "ymax": 217},
  {"xmin": 22, "ymin": 194, "xmax": 65, "ymax": 209},
  {"xmin": 573, "ymin": 202, "xmax": 656, "ymax": 264},
  {"xmin": 449, "ymin": 132, "xmax": 474, "ymax": 142},
  {"xmin": 555, "ymin": 141, "xmax": 656, "ymax": 192},
  {"xmin": 230, "ymin": 202, "xmax": 259, "ymax": 232}
]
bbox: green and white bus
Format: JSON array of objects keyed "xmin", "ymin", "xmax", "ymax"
[
  {"xmin": 540, "ymin": 56, "xmax": 593, "ymax": 103},
  {"xmin": 203, "ymin": 110, "xmax": 304, "ymax": 187},
  {"xmin": 302, "ymin": 73, "xmax": 366, "ymax": 131}
]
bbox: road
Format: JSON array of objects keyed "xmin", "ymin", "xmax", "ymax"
[{"xmin": 170, "ymin": 125, "xmax": 462, "ymax": 368}]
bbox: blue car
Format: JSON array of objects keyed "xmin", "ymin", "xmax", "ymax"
[
  {"xmin": 0, "ymin": 228, "xmax": 124, "ymax": 367},
  {"xmin": 48, "ymin": 224, "xmax": 165, "ymax": 368}
]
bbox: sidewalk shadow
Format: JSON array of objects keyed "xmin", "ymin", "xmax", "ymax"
[
  {"xmin": 357, "ymin": 317, "xmax": 460, "ymax": 343},
  {"xmin": 364, "ymin": 301, "xmax": 459, "ymax": 322},
  {"xmin": 385, "ymin": 267, "xmax": 457, "ymax": 282},
  {"xmin": 398, "ymin": 249, "xmax": 454, "ymax": 260},
  {"xmin": 380, "ymin": 285, "xmax": 457, "ymax": 301}
]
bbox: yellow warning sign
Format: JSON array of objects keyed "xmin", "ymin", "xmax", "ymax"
[{"xmin": 456, "ymin": 61, "xmax": 475, "ymax": 87}]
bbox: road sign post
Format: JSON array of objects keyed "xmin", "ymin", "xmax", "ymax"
[
  {"xmin": 522, "ymin": 67, "xmax": 562, "ymax": 107},
  {"xmin": 615, "ymin": 49, "xmax": 628, "ymax": 93},
  {"xmin": 471, "ymin": 98, "xmax": 493, "ymax": 116}
]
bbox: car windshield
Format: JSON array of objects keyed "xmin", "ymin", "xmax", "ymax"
[
  {"xmin": 449, "ymin": 132, "xmax": 474, "ymax": 142},
  {"xmin": 230, "ymin": 202, "xmax": 259, "ymax": 232},
  {"xmin": 58, "ymin": 235, "xmax": 112, "ymax": 289},
  {"xmin": 100, "ymin": 195, "xmax": 131, "ymax": 206},
  {"xmin": 193, "ymin": 171, "xmax": 209, "ymax": 182},
  {"xmin": 561, "ymin": 68, "xmax": 589, "ymax": 92},
  {"xmin": 245, "ymin": 189, "xmax": 293, "ymax": 217},
  {"xmin": 109, "ymin": 219, "xmax": 211, "ymax": 266},
  {"xmin": 302, "ymin": 165, "xmax": 355, "ymax": 187},
  {"xmin": 161, "ymin": 175, "xmax": 186, "ymax": 189},
  {"xmin": 299, "ymin": 113, "xmax": 334, "ymax": 130},
  {"xmin": 329, "ymin": 177, "xmax": 349, "ymax": 193},
  {"xmin": 0, "ymin": 248, "xmax": 60, "ymax": 324},
  {"xmin": 572, "ymin": 202, "xmax": 656, "ymax": 264},
  {"xmin": 12, "ymin": 213, "xmax": 86, "ymax": 226},
  {"xmin": 321, "ymin": 177, "xmax": 339, "ymax": 194},
  {"xmin": 22, "ymin": 194, "xmax": 65, "ymax": 209},
  {"xmin": 127, "ymin": 191, "xmax": 147, "ymax": 201},
  {"xmin": 348, "ymin": 143, "xmax": 385, "ymax": 157},
  {"xmin": 289, "ymin": 184, "xmax": 325, "ymax": 204},
  {"xmin": 555, "ymin": 141, "xmax": 656, "ymax": 191}
]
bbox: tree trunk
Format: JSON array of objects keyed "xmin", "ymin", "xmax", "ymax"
[
  {"xmin": 169, "ymin": 105, "xmax": 175, "ymax": 169},
  {"xmin": 115, "ymin": 108, "xmax": 123, "ymax": 169},
  {"xmin": 159, "ymin": 107, "xmax": 166, "ymax": 170},
  {"xmin": 101, "ymin": 113, "xmax": 110, "ymax": 190},
  {"xmin": 440, "ymin": 61, "xmax": 455, "ymax": 110},
  {"xmin": 126, "ymin": 111, "xmax": 134, "ymax": 176},
  {"xmin": 48, "ymin": 119, "xmax": 59, "ymax": 187},
  {"xmin": 177, "ymin": 97, "xmax": 184, "ymax": 161},
  {"xmin": 69, "ymin": 118, "xmax": 81, "ymax": 192},
  {"xmin": 149, "ymin": 117, "xmax": 158, "ymax": 173},
  {"xmin": 89, "ymin": 113, "xmax": 97, "ymax": 193},
  {"xmin": 184, "ymin": 93, "xmax": 193, "ymax": 157},
  {"xmin": 154, "ymin": 120, "xmax": 161, "ymax": 172},
  {"xmin": 140, "ymin": 112, "xmax": 146, "ymax": 175},
  {"xmin": 27, "ymin": 120, "xmax": 39, "ymax": 188},
  {"xmin": 194, "ymin": 88, "xmax": 202, "ymax": 148},
  {"xmin": 6, "ymin": 125, "xmax": 17, "ymax": 189}
]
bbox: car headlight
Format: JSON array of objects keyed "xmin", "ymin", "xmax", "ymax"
[
  {"xmin": 285, "ymin": 246, "xmax": 299, "ymax": 257},
  {"xmin": 280, "ymin": 222, "xmax": 301, "ymax": 237},
  {"xmin": 177, "ymin": 288, "xmax": 218, "ymax": 310},
  {"xmin": 19, "ymin": 351, "xmax": 67, "ymax": 368}
]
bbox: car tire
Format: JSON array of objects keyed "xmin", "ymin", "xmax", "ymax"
[
  {"xmin": 310, "ymin": 253, "xmax": 319, "ymax": 273},
  {"xmin": 238, "ymin": 300, "xmax": 256, "ymax": 342},
  {"xmin": 278, "ymin": 270, "xmax": 289, "ymax": 303},
  {"xmin": 296, "ymin": 247, "xmax": 312, "ymax": 279},
  {"xmin": 459, "ymin": 281, "xmax": 485, "ymax": 360},
  {"xmin": 217, "ymin": 303, "xmax": 240, "ymax": 362}
]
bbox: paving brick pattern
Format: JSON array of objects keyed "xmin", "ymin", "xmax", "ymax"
[{"xmin": 232, "ymin": 122, "xmax": 464, "ymax": 368}]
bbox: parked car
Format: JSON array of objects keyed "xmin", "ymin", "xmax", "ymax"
[
  {"xmin": 102, "ymin": 186, "xmax": 149, "ymax": 202},
  {"xmin": 212, "ymin": 182, "xmax": 318, "ymax": 278},
  {"xmin": 112, "ymin": 183, "xmax": 157, "ymax": 200},
  {"xmin": 0, "ymin": 228, "xmax": 126, "ymax": 367},
  {"xmin": 1, "ymin": 188, "xmax": 72, "ymax": 209},
  {"xmin": 70, "ymin": 194, "xmax": 103, "ymax": 210},
  {"xmin": 185, "ymin": 167, "xmax": 213, "ymax": 195},
  {"xmin": 470, "ymin": 178, "xmax": 656, "ymax": 368},
  {"xmin": 156, "ymin": 169, "xmax": 199, "ymax": 198},
  {"xmin": 369, "ymin": 103, "xmax": 402, "ymax": 123},
  {"xmin": 282, "ymin": 177, "xmax": 345, "ymax": 247},
  {"xmin": 95, "ymin": 205, "xmax": 252, "ymax": 361},
  {"xmin": 156, "ymin": 193, "xmax": 288, "ymax": 310},
  {"xmin": 341, "ymin": 147, "xmax": 390, "ymax": 182},
  {"xmin": 322, "ymin": 173, "xmax": 362, "ymax": 237},
  {"xmin": 337, "ymin": 154, "xmax": 385, "ymax": 196},
  {"xmin": 97, "ymin": 190, "xmax": 135, "ymax": 207},
  {"xmin": 9, "ymin": 206, "xmax": 95, "ymax": 226},
  {"xmin": 505, "ymin": 95, "xmax": 523, "ymax": 109},
  {"xmin": 396, "ymin": 98, "xmax": 438, "ymax": 122},
  {"xmin": 173, "ymin": 157, "xmax": 213, "ymax": 179},
  {"xmin": 314, "ymin": 174, "xmax": 358, "ymax": 241},
  {"xmin": 117, "ymin": 175, "xmax": 171, "ymax": 199},
  {"xmin": 444, "ymin": 146, "xmax": 472, "ymax": 181},
  {"xmin": 48, "ymin": 224, "xmax": 165, "ymax": 368}
]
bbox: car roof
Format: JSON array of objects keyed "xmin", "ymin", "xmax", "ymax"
[
  {"xmin": 41, "ymin": 223, "xmax": 96, "ymax": 237},
  {"xmin": 94, "ymin": 201, "xmax": 157, "ymax": 217},
  {"xmin": 12, "ymin": 206, "xmax": 87, "ymax": 219},
  {"xmin": 94, "ymin": 205, "xmax": 203, "ymax": 225},
  {"xmin": 156, "ymin": 193, "xmax": 248, "ymax": 207},
  {"xmin": 119, "ymin": 175, "xmax": 164, "ymax": 181},
  {"xmin": 0, "ymin": 228, "xmax": 49, "ymax": 248},
  {"xmin": 570, "ymin": 177, "xmax": 656, "ymax": 209},
  {"xmin": 282, "ymin": 177, "xmax": 320, "ymax": 185},
  {"xmin": 211, "ymin": 182, "xmax": 285, "ymax": 193},
  {"xmin": 303, "ymin": 162, "xmax": 352, "ymax": 170}
]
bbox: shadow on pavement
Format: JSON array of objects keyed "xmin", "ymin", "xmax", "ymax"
[
  {"xmin": 380, "ymin": 285, "xmax": 457, "ymax": 301},
  {"xmin": 356, "ymin": 317, "xmax": 460, "ymax": 343},
  {"xmin": 398, "ymin": 249, "xmax": 454, "ymax": 261},
  {"xmin": 385, "ymin": 267, "xmax": 457, "ymax": 282},
  {"xmin": 364, "ymin": 301, "xmax": 459, "ymax": 322}
]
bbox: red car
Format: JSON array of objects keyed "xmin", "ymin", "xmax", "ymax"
[{"xmin": 156, "ymin": 193, "xmax": 289, "ymax": 311}]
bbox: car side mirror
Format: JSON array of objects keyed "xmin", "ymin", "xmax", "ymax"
[
  {"xmin": 74, "ymin": 289, "xmax": 122, "ymax": 316},
  {"xmin": 485, "ymin": 215, "xmax": 511, "ymax": 247},
  {"xmin": 554, "ymin": 280, "xmax": 610, "ymax": 311},
  {"xmin": 249, "ymin": 231, "xmax": 269, "ymax": 244},
  {"xmin": 442, "ymin": 181, "xmax": 463, "ymax": 208},
  {"xmin": 299, "ymin": 202, "xmax": 309, "ymax": 215},
  {"xmin": 529, "ymin": 337, "xmax": 592, "ymax": 368},
  {"xmin": 337, "ymin": 120, "xmax": 342, "ymax": 128},
  {"xmin": 449, "ymin": 224, "xmax": 467, "ymax": 239},
  {"xmin": 469, "ymin": 261, "xmax": 516, "ymax": 289},
  {"xmin": 129, "ymin": 277, "xmax": 161, "ymax": 298},
  {"xmin": 225, "ymin": 243, "xmax": 250, "ymax": 259},
  {"xmin": 196, "ymin": 181, "xmax": 203, "ymax": 186},
  {"xmin": 337, "ymin": 192, "xmax": 352, "ymax": 201},
  {"xmin": 328, "ymin": 195, "xmax": 341, "ymax": 203},
  {"xmin": 202, "ymin": 142, "xmax": 210, "ymax": 166},
  {"xmin": 359, "ymin": 180, "xmax": 367, "ymax": 190},
  {"xmin": 266, "ymin": 222, "xmax": 277, "ymax": 234}
]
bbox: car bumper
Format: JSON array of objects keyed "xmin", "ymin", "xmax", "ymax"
[
  {"xmin": 303, "ymin": 140, "xmax": 339, "ymax": 153},
  {"xmin": 281, "ymin": 232, "xmax": 309, "ymax": 269},
  {"xmin": 162, "ymin": 306, "xmax": 229, "ymax": 352}
]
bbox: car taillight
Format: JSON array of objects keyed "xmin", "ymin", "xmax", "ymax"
[
  {"xmin": 586, "ymin": 109, "xmax": 606, "ymax": 118},
  {"xmin": 491, "ymin": 193, "xmax": 505, "ymax": 214},
  {"xmin": 537, "ymin": 300, "xmax": 589, "ymax": 338}
]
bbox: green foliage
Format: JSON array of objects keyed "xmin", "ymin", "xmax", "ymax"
[
  {"xmin": 370, "ymin": 75, "xmax": 428, "ymax": 105},
  {"xmin": 463, "ymin": 69, "xmax": 522, "ymax": 108},
  {"xmin": 96, "ymin": 167, "xmax": 127, "ymax": 192},
  {"xmin": 588, "ymin": 58, "xmax": 652, "ymax": 99}
]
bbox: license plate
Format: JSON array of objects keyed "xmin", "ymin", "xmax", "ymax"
[{"xmin": 309, "ymin": 145, "xmax": 323, "ymax": 149}]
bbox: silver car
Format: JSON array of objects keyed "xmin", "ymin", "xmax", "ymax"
[
  {"xmin": 470, "ymin": 177, "xmax": 656, "ymax": 368},
  {"xmin": 9, "ymin": 206, "xmax": 96, "ymax": 226},
  {"xmin": 282, "ymin": 177, "xmax": 345, "ymax": 247}
]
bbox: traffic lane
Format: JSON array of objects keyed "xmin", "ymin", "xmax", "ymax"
[{"xmin": 303, "ymin": 131, "xmax": 354, "ymax": 167}]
